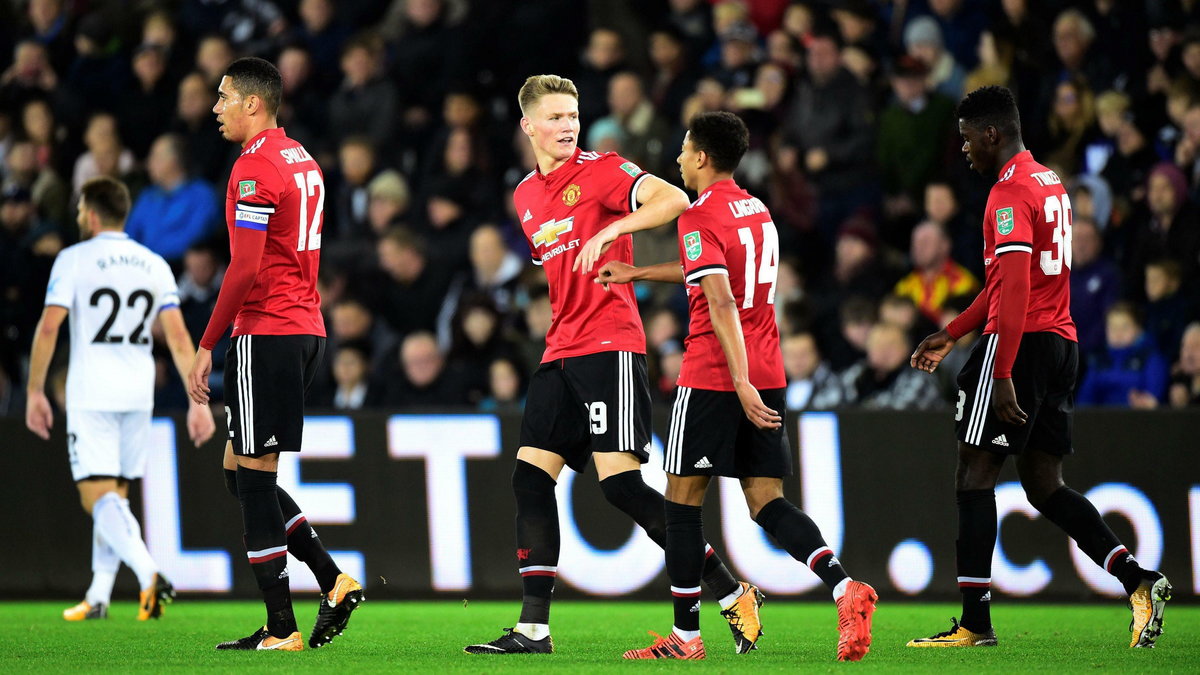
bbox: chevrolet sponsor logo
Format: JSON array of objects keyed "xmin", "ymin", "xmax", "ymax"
[{"xmin": 531, "ymin": 217, "xmax": 574, "ymax": 247}]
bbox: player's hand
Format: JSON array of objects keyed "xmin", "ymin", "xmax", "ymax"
[
  {"xmin": 574, "ymin": 222, "xmax": 621, "ymax": 274},
  {"xmin": 186, "ymin": 401, "xmax": 216, "ymax": 447},
  {"xmin": 595, "ymin": 261, "xmax": 637, "ymax": 290},
  {"xmin": 188, "ymin": 348, "xmax": 213, "ymax": 406},
  {"xmin": 25, "ymin": 390, "xmax": 53, "ymax": 440},
  {"xmin": 735, "ymin": 382, "xmax": 782, "ymax": 430},
  {"xmin": 910, "ymin": 328, "xmax": 956, "ymax": 373},
  {"xmin": 991, "ymin": 377, "xmax": 1026, "ymax": 425}
]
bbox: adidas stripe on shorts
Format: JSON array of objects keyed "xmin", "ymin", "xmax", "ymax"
[
  {"xmin": 663, "ymin": 387, "xmax": 791, "ymax": 478},
  {"xmin": 953, "ymin": 332, "xmax": 1076, "ymax": 456},
  {"xmin": 519, "ymin": 351, "xmax": 652, "ymax": 472},
  {"xmin": 224, "ymin": 334, "xmax": 324, "ymax": 456}
]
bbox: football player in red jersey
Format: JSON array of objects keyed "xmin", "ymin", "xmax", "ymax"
[
  {"xmin": 598, "ymin": 112, "xmax": 877, "ymax": 662},
  {"xmin": 187, "ymin": 57, "xmax": 362, "ymax": 652},
  {"xmin": 465, "ymin": 76, "xmax": 761, "ymax": 656},
  {"xmin": 907, "ymin": 86, "xmax": 1170, "ymax": 648}
]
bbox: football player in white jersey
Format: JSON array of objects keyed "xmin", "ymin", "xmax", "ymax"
[{"xmin": 25, "ymin": 176, "xmax": 216, "ymax": 621}]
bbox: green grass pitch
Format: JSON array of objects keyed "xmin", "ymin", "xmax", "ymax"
[{"xmin": 3, "ymin": 599, "xmax": 1196, "ymax": 672}]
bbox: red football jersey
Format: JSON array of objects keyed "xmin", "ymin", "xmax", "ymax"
[
  {"xmin": 514, "ymin": 148, "xmax": 648, "ymax": 361},
  {"xmin": 225, "ymin": 127, "xmax": 325, "ymax": 337},
  {"xmin": 981, "ymin": 151, "xmax": 1076, "ymax": 341},
  {"xmin": 677, "ymin": 179, "xmax": 786, "ymax": 391}
]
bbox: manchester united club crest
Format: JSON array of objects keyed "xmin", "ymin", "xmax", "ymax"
[{"xmin": 562, "ymin": 183, "xmax": 581, "ymax": 206}]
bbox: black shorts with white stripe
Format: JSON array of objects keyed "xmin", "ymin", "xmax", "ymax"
[
  {"xmin": 518, "ymin": 351, "xmax": 651, "ymax": 472},
  {"xmin": 224, "ymin": 334, "xmax": 325, "ymax": 456},
  {"xmin": 664, "ymin": 386, "xmax": 791, "ymax": 478},
  {"xmin": 954, "ymin": 331, "xmax": 1076, "ymax": 456}
]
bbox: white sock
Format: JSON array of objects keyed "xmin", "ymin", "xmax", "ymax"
[
  {"xmin": 673, "ymin": 627, "xmax": 701, "ymax": 642},
  {"xmin": 514, "ymin": 622, "xmax": 550, "ymax": 640},
  {"xmin": 832, "ymin": 577, "xmax": 851, "ymax": 602},
  {"xmin": 92, "ymin": 492, "xmax": 157, "ymax": 589},
  {"xmin": 719, "ymin": 585, "xmax": 744, "ymax": 610},
  {"xmin": 85, "ymin": 527, "xmax": 120, "ymax": 606}
]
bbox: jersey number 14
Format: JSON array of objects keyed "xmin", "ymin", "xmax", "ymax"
[{"xmin": 737, "ymin": 221, "xmax": 780, "ymax": 309}]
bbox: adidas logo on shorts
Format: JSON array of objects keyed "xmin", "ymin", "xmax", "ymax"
[
  {"xmin": 693, "ymin": 456, "xmax": 712, "ymax": 469},
  {"xmin": 264, "ymin": 435, "xmax": 278, "ymax": 447},
  {"xmin": 991, "ymin": 434, "xmax": 1009, "ymax": 447}
]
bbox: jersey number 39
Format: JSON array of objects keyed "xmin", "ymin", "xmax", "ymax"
[{"xmin": 1040, "ymin": 194, "xmax": 1072, "ymax": 276}]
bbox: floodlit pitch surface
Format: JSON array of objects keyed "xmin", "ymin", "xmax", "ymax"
[{"xmin": 2, "ymin": 600, "xmax": 1196, "ymax": 672}]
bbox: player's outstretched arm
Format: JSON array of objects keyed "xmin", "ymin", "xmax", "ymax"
[
  {"xmin": 595, "ymin": 260, "xmax": 684, "ymax": 290},
  {"xmin": 574, "ymin": 175, "xmax": 689, "ymax": 273},
  {"xmin": 700, "ymin": 274, "xmax": 782, "ymax": 430},
  {"xmin": 910, "ymin": 329, "xmax": 956, "ymax": 373},
  {"xmin": 25, "ymin": 305, "xmax": 68, "ymax": 440},
  {"xmin": 160, "ymin": 307, "xmax": 216, "ymax": 447}
]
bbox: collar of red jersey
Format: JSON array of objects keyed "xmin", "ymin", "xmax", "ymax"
[
  {"xmin": 536, "ymin": 147, "xmax": 583, "ymax": 181},
  {"xmin": 245, "ymin": 127, "xmax": 286, "ymax": 147},
  {"xmin": 997, "ymin": 150, "xmax": 1033, "ymax": 181}
]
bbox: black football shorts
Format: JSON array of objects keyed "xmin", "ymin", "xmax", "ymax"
[
  {"xmin": 519, "ymin": 351, "xmax": 652, "ymax": 472},
  {"xmin": 224, "ymin": 334, "xmax": 325, "ymax": 456},
  {"xmin": 663, "ymin": 386, "xmax": 792, "ymax": 478},
  {"xmin": 954, "ymin": 332, "xmax": 1076, "ymax": 456}
]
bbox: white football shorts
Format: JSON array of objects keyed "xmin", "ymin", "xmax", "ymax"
[{"xmin": 65, "ymin": 410, "xmax": 151, "ymax": 482}]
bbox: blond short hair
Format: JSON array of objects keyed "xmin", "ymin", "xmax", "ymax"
[{"xmin": 518, "ymin": 74, "xmax": 579, "ymax": 116}]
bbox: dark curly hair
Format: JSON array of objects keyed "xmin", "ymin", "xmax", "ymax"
[
  {"xmin": 687, "ymin": 111, "xmax": 749, "ymax": 173},
  {"xmin": 956, "ymin": 85, "xmax": 1021, "ymax": 139}
]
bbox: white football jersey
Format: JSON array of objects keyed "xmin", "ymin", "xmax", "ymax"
[{"xmin": 44, "ymin": 231, "xmax": 180, "ymax": 411}]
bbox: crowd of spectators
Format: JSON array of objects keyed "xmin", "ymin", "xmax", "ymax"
[{"xmin": 2, "ymin": 0, "xmax": 1199, "ymax": 418}]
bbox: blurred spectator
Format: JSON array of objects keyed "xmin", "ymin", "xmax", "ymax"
[
  {"xmin": 0, "ymin": 185, "xmax": 59, "ymax": 358},
  {"xmin": 923, "ymin": 180, "xmax": 981, "ymax": 277},
  {"xmin": 60, "ymin": 13, "xmax": 125, "ymax": 126},
  {"xmin": 781, "ymin": 31, "xmax": 876, "ymax": 239},
  {"xmin": 177, "ymin": 243, "xmax": 228, "ymax": 396},
  {"xmin": 478, "ymin": 357, "xmax": 525, "ymax": 412},
  {"xmin": 877, "ymin": 56, "xmax": 957, "ymax": 230},
  {"xmin": 1168, "ymin": 322, "xmax": 1200, "ymax": 407},
  {"xmin": 879, "ymin": 293, "xmax": 938, "ymax": 348},
  {"xmin": 71, "ymin": 112, "xmax": 135, "ymax": 195},
  {"xmin": 275, "ymin": 44, "xmax": 329, "ymax": 153},
  {"xmin": 141, "ymin": 10, "xmax": 190, "ymax": 87},
  {"xmin": 835, "ymin": 321, "xmax": 944, "ymax": 410},
  {"xmin": 964, "ymin": 31, "xmax": 1012, "ymax": 94},
  {"xmin": 461, "ymin": 223, "xmax": 524, "ymax": 314},
  {"xmin": 417, "ymin": 175, "xmax": 477, "ymax": 270},
  {"xmin": 171, "ymin": 72, "xmax": 231, "ymax": 185},
  {"xmin": 23, "ymin": 0, "xmax": 73, "ymax": 74},
  {"xmin": 823, "ymin": 294, "xmax": 876, "ymax": 373},
  {"xmin": 922, "ymin": 0, "xmax": 989, "ymax": 71},
  {"xmin": 385, "ymin": 330, "xmax": 469, "ymax": 406},
  {"xmin": 124, "ymin": 134, "xmax": 219, "ymax": 267},
  {"xmin": 194, "ymin": 34, "xmax": 235, "ymax": 88},
  {"xmin": 21, "ymin": 97, "xmax": 65, "ymax": 177},
  {"xmin": 329, "ymin": 295, "xmax": 398, "ymax": 371},
  {"xmin": 447, "ymin": 294, "xmax": 520, "ymax": 403},
  {"xmin": 575, "ymin": 28, "xmax": 627, "ymax": 133},
  {"xmin": 590, "ymin": 72, "xmax": 670, "ymax": 179},
  {"xmin": 904, "ymin": 15, "xmax": 965, "ymax": 100},
  {"xmin": 178, "ymin": 0, "xmax": 286, "ymax": 58},
  {"xmin": 1, "ymin": 41, "xmax": 57, "ymax": 113},
  {"xmin": 119, "ymin": 45, "xmax": 175, "ymax": 158},
  {"xmin": 383, "ymin": 0, "xmax": 463, "ymax": 140},
  {"xmin": 1048, "ymin": 8, "xmax": 1112, "ymax": 98},
  {"xmin": 810, "ymin": 219, "xmax": 900, "ymax": 352},
  {"xmin": 290, "ymin": 0, "xmax": 350, "ymax": 91},
  {"xmin": 1069, "ymin": 173, "xmax": 1113, "ymax": 231},
  {"xmin": 517, "ymin": 287, "xmax": 552, "ymax": 373},
  {"xmin": 1102, "ymin": 113, "xmax": 1158, "ymax": 217},
  {"xmin": 1124, "ymin": 163, "xmax": 1200, "ymax": 297},
  {"xmin": 1078, "ymin": 302, "xmax": 1169, "ymax": 408},
  {"xmin": 1143, "ymin": 258, "xmax": 1195, "ymax": 363},
  {"xmin": 323, "ymin": 340, "xmax": 384, "ymax": 410},
  {"xmin": 328, "ymin": 33, "xmax": 399, "ymax": 153},
  {"xmin": 711, "ymin": 21, "xmax": 760, "ymax": 91},
  {"xmin": 648, "ymin": 26, "xmax": 700, "ymax": 129},
  {"xmin": 1070, "ymin": 217, "xmax": 1121, "ymax": 359},
  {"xmin": 893, "ymin": 220, "xmax": 980, "ymax": 326},
  {"xmin": 668, "ymin": 0, "xmax": 715, "ymax": 60},
  {"xmin": 373, "ymin": 227, "xmax": 456, "ymax": 338},
  {"xmin": 781, "ymin": 331, "xmax": 842, "ymax": 410},
  {"xmin": 1041, "ymin": 76, "xmax": 1097, "ymax": 176},
  {"xmin": 3, "ymin": 139, "xmax": 67, "ymax": 229},
  {"xmin": 1174, "ymin": 103, "xmax": 1200, "ymax": 194},
  {"xmin": 330, "ymin": 136, "xmax": 378, "ymax": 243},
  {"xmin": 831, "ymin": 0, "xmax": 884, "ymax": 62},
  {"xmin": 366, "ymin": 170, "xmax": 412, "ymax": 238}
]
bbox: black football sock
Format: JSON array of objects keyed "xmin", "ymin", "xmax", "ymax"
[
  {"xmin": 1035, "ymin": 486, "xmax": 1146, "ymax": 594},
  {"xmin": 754, "ymin": 497, "xmax": 849, "ymax": 591},
  {"xmin": 237, "ymin": 466, "xmax": 296, "ymax": 638},
  {"xmin": 956, "ymin": 489, "xmax": 996, "ymax": 633},
  {"xmin": 224, "ymin": 468, "xmax": 238, "ymax": 497},
  {"xmin": 513, "ymin": 460, "xmax": 559, "ymax": 626},
  {"xmin": 276, "ymin": 487, "xmax": 341, "ymax": 594},
  {"xmin": 665, "ymin": 501, "xmax": 704, "ymax": 633},
  {"xmin": 599, "ymin": 470, "xmax": 738, "ymax": 601}
]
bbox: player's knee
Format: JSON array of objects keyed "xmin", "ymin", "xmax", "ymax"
[
  {"xmin": 235, "ymin": 465, "xmax": 277, "ymax": 498},
  {"xmin": 598, "ymin": 469, "xmax": 645, "ymax": 507},
  {"xmin": 223, "ymin": 468, "xmax": 239, "ymax": 498},
  {"xmin": 512, "ymin": 459, "xmax": 556, "ymax": 497}
]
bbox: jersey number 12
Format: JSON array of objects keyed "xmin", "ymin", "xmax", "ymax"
[{"xmin": 293, "ymin": 169, "xmax": 325, "ymax": 251}]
